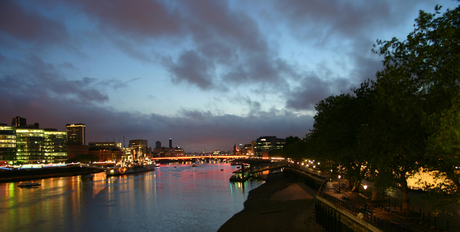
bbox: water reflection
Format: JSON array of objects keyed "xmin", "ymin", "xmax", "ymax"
[{"xmin": 0, "ymin": 163, "xmax": 263, "ymax": 232}]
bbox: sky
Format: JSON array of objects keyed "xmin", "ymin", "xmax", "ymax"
[{"xmin": 1, "ymin": 0, "xmax": 458, "ymax": 152}]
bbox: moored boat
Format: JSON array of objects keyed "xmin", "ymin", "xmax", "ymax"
[
  {"xmin": 106, "ymin": 164, "xmax": 155, "ymax": 176},
  {"xmin": 105, "ymin": 147, "xmax": 155, "ymax": 176},
  {"xmin": 18, "ymin": 182, "xmax": 41, "ymax": 188}
]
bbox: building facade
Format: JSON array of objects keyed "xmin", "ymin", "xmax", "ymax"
[
  {"xmin": 0, "ymin": 124, "xmax": 67, "ymax": 164},
  {"xmin": 254, "ymin": 136, "xmax": 286, "ymax": 157},
  {"xmin": 129, "ymin": 139, "xmax": 150, "ymax": 158},
  {"xmin": 88, "ymin": 142, "xmax": 123, "ymax": 162},
  {"xmin": 0, "ymin": 124, "xmax": 16, "ymax": 164},
  {"xmin": 66, "ymin": 123, "xmax": 85, "ymax": 145},
  {"xmin": 11, "ymin": 116, "xmax": 26, "ymax": 127}
]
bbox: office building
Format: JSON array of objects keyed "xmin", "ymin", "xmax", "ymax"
[
  {"xmin": 88, "ymin": 142, "xmax": 123, "ymax": 162},
  {"xmin": 0, "ymin": 123, "xmax": 67, "ymax": 164},
  {"xmin": 66, "ymin": 123, "xmax": 85, "ymax": 145},
  {"xmin": 11, "ymin": 116, "xmax": 26, "ymax": 127},
  {"xmin": 0, "ymin": 124, "xmax": 16, "ymax": 164},
  {"xmin": 129, "ymin": 139, "xmax": 149, "ymax": 158},
  {"xmin": 254, "ymin": 136, "xmax": 285, "ymax": 157},
  {"xmin": 155, "ymin": 141, "xmax": 161, "ymax": 149}
]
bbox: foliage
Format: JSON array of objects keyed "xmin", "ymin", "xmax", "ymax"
[
  {"xmin": 302, "ymin": 3, "xmax": 460, "ymax": 215},
  {"xmin": 370, "ymin": 4, "xmax": 460, "ymax": 214},
  {"xmin": 308, "ymin": 91, "xmax": 371, "ymax": 191}
]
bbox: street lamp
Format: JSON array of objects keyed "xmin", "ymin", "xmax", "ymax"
[
  {"xmin": 338, "ymin": 175, "xmax": 341, "ymax": 193},
  {"xmin": 363, "ymin": 185, "xmax": 368, "ymax": 211}
]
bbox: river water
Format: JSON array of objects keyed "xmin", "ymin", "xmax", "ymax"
[{"xmin": 0, "ymin": 163, "xmax": 264, "ymax": 232}]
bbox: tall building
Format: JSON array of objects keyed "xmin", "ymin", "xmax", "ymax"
[
  {"xmin": 0, "ymin": 123, "xmax": 67, "ymax": 164},
  {"xmin": 155, "ymin": 141, "xmax": 161, "ymax": 149},
  {"xmin": 129, "ymin": 139, "xmax": 149, "ymax": 158},
  {"xmin": 253, "ymin": 136, "xmax": 286, "ymax": 157},
  {"xmin": 66, "ymin": 123, "xmax": 85, "ymax": 145},
  {"xmin": 11, "ymin": 116, "xmax": 26, "ymax": 127},
  {"xmin": 11, "ymin": 116, "xmax": 38, "ymax": 129},
  {"xmin": 152, "ymin": 138, "xmax": 184, "ymax": 157},
  {"xmin": 0, "ymin": 124, "xmax": 16, "ymax": 164}
]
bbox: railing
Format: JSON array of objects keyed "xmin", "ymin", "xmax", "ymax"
[
  {"xmin": 317, "ymin": 191, "xmax": 414, "ymax": 232},
  {"xmin": 286, "ymin": 166, "xmax": 451, "ymax": 231}
]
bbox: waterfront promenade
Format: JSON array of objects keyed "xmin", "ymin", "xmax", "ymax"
[
  {"xmin": 220, "ymin": 166, "xmax": 459, "ymax": 232},
  {"xmin": 218, "ymin": 172, "xmax": 325, "ymax": 232}
]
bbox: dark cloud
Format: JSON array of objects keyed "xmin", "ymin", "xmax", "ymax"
[
  {"xmin": 0, "ymin": 56, "xmax": 109, "ymax": 104},
  {"xmin": 271, "ymin": 0, "xmax": 415, "ymax": 44},
  {"xmin": 71, "ymin": 0, "xmax": 182, "ymax": 38},
  {"xmin": 179, "ymin": 0, "xmax": 292, "ymax": 89},
  {"xmin": 68, "ymin": 0, "xmax": 293, "ymax": 91},
  {"xmin": 167, "ymin": 50, "xmax": 215, "ymax": 90},
  {"xmin": 0, "ymin": 0, "xmax": 69, "ymax": 44},
  {"xmin": 97, "ymin": 77, "xmax": 142, "ymax": 89},
  {"xmin": 286, "ymin": 73, "xmax": 353, "ymax": 111},
  {"xmin": 0, "ymin": 96, "xmax": 311, "ymax": 152},
  {"xmin": 0, "ymin": 0, "xmax": 448, "ymax": 153}
]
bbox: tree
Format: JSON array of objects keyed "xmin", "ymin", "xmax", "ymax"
[
  {"xmin": 371, "ymin": 3, "xmax": 460, "ymax": 214},
  {"xmin": 270, "ymin": 136, "xmax": 307, "ymax": 167},
  {"xmin": 309, "ymin": 92, "xmax": 369, "ymax": 191}
]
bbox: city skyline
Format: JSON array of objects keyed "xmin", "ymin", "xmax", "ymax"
[{"xmin": 1, "ymin": 0, "xmax": 457, "ymax": 152}]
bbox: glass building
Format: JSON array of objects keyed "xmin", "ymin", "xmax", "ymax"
[
  {"xmin": 0, "ymin": 125, "xmax": 16, "ymax": 164},
  {"xmin": 0, "ymin": 125, "xmax": 67, "ymax": 164},
  {"xmin": 253, "ymin": 136, "xmax": 286, "ymax": 157}
]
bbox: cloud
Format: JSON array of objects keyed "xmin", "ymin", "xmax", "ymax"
[
  {"xmin": 270, "ymin": 0, "xmax": 416, "ymax": 44},
  {"xmin": 166, "ymin": 50, "xmax": 215, "ymax": 90},
  {"xmin": 68, "ymin": 0, "xmax": 297, "ymax": 92},
  {"xmin": 0, "ymin": 56, "xmax": 109, "ymax": 104},
  {"xmin": 97, "ymin": 77, "xmax": 142, "ymax": 90},
  {"xmin": 285, "ymin": 72, "xmax": 353, "ymax": 111},
  {"xmin": 0, "ymin": 0, "xmax": 69, "ymax": 44},
  {"xmin": 70, "ymin": 0, "xmax": 182, "ymax": 38},
  {"xmin": 1, "ymin": 0, "xmax": 450, "ymax": 153},
  {"xmin": 0, "ymin": 96, "xmax": 311, "ymax": 152}
]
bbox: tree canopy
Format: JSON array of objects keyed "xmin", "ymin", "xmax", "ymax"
[{"xmin": 297, "ymin": 3, "xmax": 460, "ymax": 215}]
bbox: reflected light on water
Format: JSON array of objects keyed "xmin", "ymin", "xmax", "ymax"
[{"xmin": 0, "ymin": 163, "xmax": 264, "ymax": 232}]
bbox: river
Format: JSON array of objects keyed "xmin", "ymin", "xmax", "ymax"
[{"xmin": 0, "ymin": 163, "xmax": 265, "ymax": 232}]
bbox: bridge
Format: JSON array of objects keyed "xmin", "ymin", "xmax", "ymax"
[{"xmin": 151, "ymin": 155, "xmax": 249, "ymax": 161}]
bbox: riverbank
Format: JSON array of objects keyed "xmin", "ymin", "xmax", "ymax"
[
  {"xmin": 0, "ymin": 166, "xmax": 103, "ymax": 183},
  {"xmin": 218, "ymin": 173, "xmax": 325, "ymax": 232}
]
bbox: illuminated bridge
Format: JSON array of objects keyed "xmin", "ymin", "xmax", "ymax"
[{"xmin": 151, "ymin": 155, "xmax": 249, "ymax": 161}]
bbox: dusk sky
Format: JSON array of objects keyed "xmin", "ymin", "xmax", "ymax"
[{"xmin": 1, "ymin": 0, "xmax": 457, "ymax": 152}]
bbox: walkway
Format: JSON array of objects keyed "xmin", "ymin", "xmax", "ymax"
[
  {"xmin": 219, "ymin": 173, "xmax": 325, "ymax": 232},
  {"xmin": 322, "ymin": 179, "xmax": 455, "ymax": 232}
]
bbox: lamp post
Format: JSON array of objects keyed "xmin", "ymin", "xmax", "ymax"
[
  {"xmin": 338, "ymin": 175, "xmax": 341, "ymax": 193},
  {"xmin": 363, "ymin": 185, "xmax": 368, "ymax": 211}
]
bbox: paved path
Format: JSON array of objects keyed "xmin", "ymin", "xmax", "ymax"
[
  {"xmin": 322, "ymin": 180, "xmax": 455, "ymax": 232},
  {"xmin": 218, "ymin": 173, "xmax": 325, "ymax": 232}
]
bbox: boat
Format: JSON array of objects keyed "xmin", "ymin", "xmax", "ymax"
[
  {"xmin": 192, "ymin": 163, "xmax": 197, "ymax": 167},
  {"xmin": 106, "ymin": 164, "xmax": 155, "ymax": 176},
  {"xmin": 18, "ymin": 182, "xmax": 41, "ymax": 188},
  {"xmin": 106, "ymin": 148, "xmax": 155, "ymax": 176}
]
